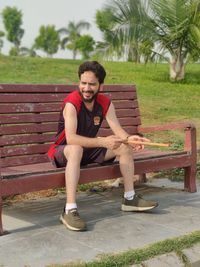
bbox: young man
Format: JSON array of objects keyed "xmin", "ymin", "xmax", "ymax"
[{"xmin": 48, "ymin": 61, "xmax": 158, "ymax": 231}]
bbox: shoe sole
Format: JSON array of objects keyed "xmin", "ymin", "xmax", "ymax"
[
  {"xmin": 121, "ymin": 204, "xmax": 158, "ymax": 212},
  {"xmin": 60, "ymin": 215, "xmax": 86, "ymax": 231}
]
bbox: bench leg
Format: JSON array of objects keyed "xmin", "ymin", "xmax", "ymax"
[
  {"xmin": 0, "ymin": 195, "xmax": 4, "ymax": 235},
  {"xmin": 139, "ymin": 174, "xmax": 147, "ymax": 183},
  {"xmin": 184, "ymin": 166, "xmax": 197, "ymax": 193},
  {"xmin": 0, "ymin": 195, "xmax": 9, "ymax": 236}
]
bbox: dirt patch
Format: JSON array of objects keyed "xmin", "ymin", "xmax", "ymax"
[{"xmin": 3, "ymin": 189, "xmax": 61, "ymax": 206}]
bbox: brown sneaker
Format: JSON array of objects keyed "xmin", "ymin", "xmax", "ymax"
[
  {"xmin": 121, "ymin": 194, "xmax": 158, "ymax": 212},
  {"xmin": 60, "ymin": 208, "xmax": 87, "ymax": 231}
]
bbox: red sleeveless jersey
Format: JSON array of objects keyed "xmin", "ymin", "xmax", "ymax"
[{"xmin": 48, "ymin": 90, "xmax": 111, "ymax": 159}]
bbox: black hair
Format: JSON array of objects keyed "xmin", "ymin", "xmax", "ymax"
[{"xmin": 78, "ymin": 61, "xmax": 106, "ymax": 84}]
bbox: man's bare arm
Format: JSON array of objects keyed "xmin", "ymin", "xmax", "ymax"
[{"xmin": 63, "ymin": 103, "xmax": 122, "ymax": 149}]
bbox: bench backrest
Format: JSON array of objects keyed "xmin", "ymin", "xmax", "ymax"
[{"xmin": 0, "ymin": 84, "xmax": 141, "ymax": 168}]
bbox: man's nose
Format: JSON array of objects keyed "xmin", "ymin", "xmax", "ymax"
[{"xmin": 85, "ymin": 83, "xmax": 90, "ymax": 89}]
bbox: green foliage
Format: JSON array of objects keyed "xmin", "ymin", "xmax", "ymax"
[
  {"xmin": 2, "ymin": 6, "xmax": 24, "ymax": 48},
  {"xmin": 34, "ymin": 25, "xmax": 60, "ymax": 57},
  {"xmin": 58, "ymin": 20, "xmax": 91, "ymax": 59},
  {"xmin": 18, "ymin": 46, "xmax": 37, "ymax": 57},
  {"xmin": 9, "ymin": 46, "xmax": 19, "ymax": 56},
  {"xmin": 95, "ymin": 9, "xmax": 114, "ymax": 32},
  {"xmin": 95, "ymin": 0, "xmax": 200, "ymax": 80},
  {"xmin": 0, "ymin": 31, "xmax": 4, "ymax": 53},
  {"xmin": 76, "ymin": 35, "xmax": 95, "ymax": 59}
]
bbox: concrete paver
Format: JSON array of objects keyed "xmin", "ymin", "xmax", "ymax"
[
  {"xmin": 183, "ymin": 244, "xmax": 200, "ymax": 267},
  {"xmin": 141, "ymin": 252, "xmax": 185, "ymax": 267},
  {"xmin": 0, "ymin": 178, "xmax": 200, "ymax": 267}
]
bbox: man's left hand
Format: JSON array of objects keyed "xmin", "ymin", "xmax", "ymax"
[{"xmin": 126, "ymin": 135, "xmax": 151, "ymax": 151}]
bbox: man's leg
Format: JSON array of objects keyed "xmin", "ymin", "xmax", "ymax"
[
  {"xmin": 104, "ymin": 144, "xmax": 158, "ymax": 211},
  {"xmin": 104, "ymin": 145, "xmax": 134, "ymax": 190},
  {"xmin": 60, "ymin": 145, "xmax": 86, "ymax": 231},
  {"xmin": 64, "ymin": 145, "xmax": 83, "ymax": 204}
]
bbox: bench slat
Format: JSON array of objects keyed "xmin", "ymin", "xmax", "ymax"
[
  {"xmin": 0, "ymin": 133, "xmax": 55, "ymax": 146},
  {"xmin": 1, "ymin": 123, "xmax": 58, "ymax": 135},
  {"xmin": 1, "ymin": 154, "xmax": 49, "ymax": 167},
  {"xmin": 0, "ymin": 91, "xmax": 136, "ymax": 103},
  {"xmin": 0, "ymin": 113, "xmax": 59, "ymax": 124},
  {"xmin": 1, "ymin": 144, "xmax": 50, "ymax": 157},
  {"xmin": 0, "ymin": 100, "xmax": 138, "ymax": 114},
  {"xmin": 98, "ymin": 126, "xmax": 138, "ymax": 136},
  {"xmin": 0, "ymin": 109, "xmax": 140, "ymax": 124},
  {"xmin": 0, "ymin": 93, "xmax": 67, "ymax": 103},
  {"xmin": 0, "ymin": 84, "xmax": 136, "ymax": 93},
  {"xmin": 101, "ymin": 117, "xmax": 141, "ymax": 128},
  {"xmin": 0, "ymin": 103, "xmax": 61, "ymax": 113},
  {"xmin": 114, "ymin": 100, "xmax": 138, "ymax": 109},
  {"xmin": 1, "ymin": 118, "xmax": 140, "ymax": 135}
]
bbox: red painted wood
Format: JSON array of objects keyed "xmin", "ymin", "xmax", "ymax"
[
  {"xmin": 0, "ymin": 93, "xmax": 67, "ymax": 103},
  {"xmin": 1, "ymin": 123, "xmax": 58, "ymax": 135},
  {"xmin": 0, "ymin": 113, "xmax": 60, "ymax": 124},
  {"xmin": 1, "ymin": 144, "xmax": 50, "ymax": 157},
  {"xmin": 1, "ymin": 154, "xmax": 49, "ymax": 167},
  {"xmin": 0, "ymin": 133, "xmax": 55, "ymax": 146},
  {"xmin": 0, "ymin": 103, "xmax": 61, "ymax": 113},
  {"xmin": 0, "ymin": 84, "xmax": 136, "ymax": 93}
]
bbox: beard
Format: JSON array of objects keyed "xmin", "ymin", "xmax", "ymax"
[{"xmin": 79, "ymin": 88, "xmax": 100, "ymax": 103}]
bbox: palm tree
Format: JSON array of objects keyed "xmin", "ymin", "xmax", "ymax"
[
  {"xmin": 18, "ymin": 46, "xmax": 37, "ymax": 57},
  {"xmin": 96, "ymin": 0, "xmax": 200, "ymax": 80},
  {"xmin": 95, "ymin": 0, "xmax": 153, "ymax": 62},
  {"xmin": 58, "ymin": 20, "xmax": 90, "ymax": 59},
  {"xmin": 149, "ymin": 0, "xmax": 200, "ymax": 80}
]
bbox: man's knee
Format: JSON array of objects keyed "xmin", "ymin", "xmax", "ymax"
[
  {"xmin": 118, "ymin": 144, "xmax": 132, "ymax": 156},
  {"xmin": 64, "ymin": 145, "xmax": 83, "ymax": 161}
]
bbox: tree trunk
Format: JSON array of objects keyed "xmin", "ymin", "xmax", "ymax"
[
  {"xmin": 72, "ymin": 50, "xmax": 77, "ymax": 60},
  {"xmin": 169, "ymin": 56, "xmax": 185, "ymax": 81}
]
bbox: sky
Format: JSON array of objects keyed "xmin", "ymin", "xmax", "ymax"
[{"xmin": 0, "ymin": 0, "xmax": 107, "ymax": 58}]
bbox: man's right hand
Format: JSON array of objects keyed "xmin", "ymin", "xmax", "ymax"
[{"xmin": 102, "ymin": 135, "xmax": 123, "ymax": 150}]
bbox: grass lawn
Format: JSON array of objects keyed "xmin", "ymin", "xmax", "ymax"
[{"xmin": 0, "ymin": 55, "xmax": 199, "ymax": 177}]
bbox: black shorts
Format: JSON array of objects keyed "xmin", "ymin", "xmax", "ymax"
[{"xmin": 52, "ymin": 145, "xmax": 115, "ymax": 168}]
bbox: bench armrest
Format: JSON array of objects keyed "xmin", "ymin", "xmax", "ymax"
[{"xmin": 138, "ymin": 121, "xmax": 196, "ymax": 153}]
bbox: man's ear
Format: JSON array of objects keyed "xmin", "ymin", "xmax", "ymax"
[{"xmin": 99, "ymin": 84, "xmax": 104, "ymax": 91}]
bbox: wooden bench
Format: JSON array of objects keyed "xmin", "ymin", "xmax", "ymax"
[{"xmin": 0, "ymin": 84, "xmax": 197, "ymax": 235}]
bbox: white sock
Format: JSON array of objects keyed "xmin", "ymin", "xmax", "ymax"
[
  {"xmin": 124, "ymin": 190, "xmax": 135, "ymax": 200},
  {"xmin": 65, "ymin": 203, "xmax": 77, "ymax": 214}
]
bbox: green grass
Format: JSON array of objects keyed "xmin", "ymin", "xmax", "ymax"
[
  {"xmin": 47, "ymin": 230, "xmax": 200, "ymax": 267},
  {"xmin": 0, "ymin": 55, "xmax": 199, "ymax": 175}
]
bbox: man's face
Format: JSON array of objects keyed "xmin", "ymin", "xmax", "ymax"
[{"xmin": 79, "ymin": 71, "xmax": 102, "ymax": 103}]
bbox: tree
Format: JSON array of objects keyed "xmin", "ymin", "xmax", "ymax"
[
  {"xmin": 0, "ymin": 31, "xmax": 4, "ymax": 53},
  {"xmin": 149, "ymin": 0, "xmax": 200, "ymax": 80},
  {"xmin": 76, "ymin": 35, "xmax": 95, "ymax": 59},
  {"xmin": 18, "ymin": 46, "xmax": 38, "ymax": 57},
  {"xmin": 2, "ymin": 6, "xmax": 24, "ymax": 50},
  {"xmin": 96, "ymin": 0, "xmax": 200, "ymax": 81},
  {"xmin": 58, "ymin": 20, "xmax": 90, "ymax": 59},
  {"xmin": 95, "ymin": 1, "xmax": 153, "ymax": 62},
  {"xmin": 34, "ymin": 25, "xmax": 60, "ymax": 57}
]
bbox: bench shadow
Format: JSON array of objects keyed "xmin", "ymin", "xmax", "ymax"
[{"xmin": 3, "ymin": 185, "xmax": 179, "ymax": 234}]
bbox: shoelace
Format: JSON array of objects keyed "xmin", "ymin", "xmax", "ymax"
[{"xmin": 70, "ymin": 210, "xmax": 79, "ymax": 217}]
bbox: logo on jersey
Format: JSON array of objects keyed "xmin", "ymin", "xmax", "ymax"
[{"xmin": 94, "ymin": 116, "xmax": 101, "ymax": 125}]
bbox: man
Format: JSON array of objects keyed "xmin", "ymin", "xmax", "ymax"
[{"xmin": 48, "ymin": 61, "xmax": 158, "ymax": 231}]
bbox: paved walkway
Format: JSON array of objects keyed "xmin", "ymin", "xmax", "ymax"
[{"xmin": 0, "ymin": 178, "xmax": 200, "ymax": 267}]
